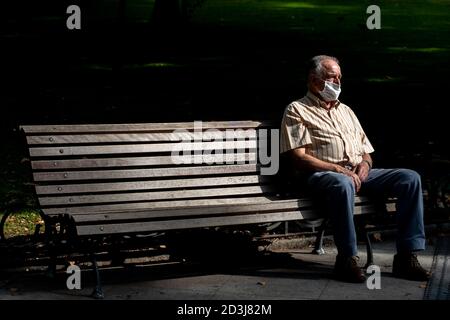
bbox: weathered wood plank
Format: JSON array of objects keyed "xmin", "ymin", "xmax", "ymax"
[
  {"xmin": 42, "ymin": 196, "xmax": 376, "ymax": 217},
  {"xmin": 75, "ymin": 211, "xmax": 306, "ymax": 235},
  {"xmin": 35, "ymin": 175, "xmax": 269, "ymax": 195},
  {"xmin": 29, "ymin": 140, "xmax": 258, "ymax": 157},
  {"xmin": 26, "ymin": 130, "xmax": 259, "ymax": 145},
  {"xmin": 33, "ymin": 164, "xmax": 259, "ymax": 181},
  {"xmin": 38, "ymin": 185, "xmax": 276, "ymax": 206},
  {"xmin": 42, "ymin": 196, "xmax": 284, "ymax": 215},
  {"xmin": 21, "ymin": 121, "xmax": 271, "ymax": 134},
  {"xmin": 75, "ymin": 201, "xmax": 384, "ymax": 235},
  {"xmin": 31, "ymin": 153, "xmax": 257, "ymax": 170},
  {"xmin": 66, "ymin": 199, "xmax": 380, "ymax": 222},
  {"xmin": 71, "ymin": 200, "xmax": 315, "ymax": 222}
]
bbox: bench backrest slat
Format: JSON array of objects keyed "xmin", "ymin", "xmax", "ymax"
[
  {"xmin": 31, "ymin": 153, "xmax": 257, "ymax": 170},
  {"xmin": 26, "ymin": 131, "xmax": 259, "ymax": 145},
  {"xmin": 38, "ymin": 185, "xmax": 276, "ymax": 206},
  {"xmin": 35, "ymin": 175, "xmax": 270, "ymax": 195},
  {"xmin": 42, "ymin": 196, "xmax": 288, "ymax": 215},
  {"xmin": 32, "ymin": 164, "xmax": 259, "ymax": 181},
  {"xmin": 21, "ymin": 121, "xmax": 270, "ymax": 133},
  {"xmin": 28, "ymin": 140, "xmax": 258, "ymax": 157}
]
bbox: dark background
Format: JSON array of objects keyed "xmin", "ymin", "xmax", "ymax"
[{"xmin": 1, "ymin": 0, "xmax": 449, "ymax": 208}]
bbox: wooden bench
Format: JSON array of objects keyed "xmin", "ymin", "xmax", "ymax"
[{"xmin": 20, "ymin": 120, "xmax": 395, "ymax": 298}]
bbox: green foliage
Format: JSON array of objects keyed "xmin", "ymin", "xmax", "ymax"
[
  {"xmin": 0, "ymin": 210, "xmax": 43, "ymax": 239},
  {"xmin": 188, "ymin": 0, "xmax": 450, "ymax": 85},
  {"xmin": 0, "ymin": 134, "xmax": 37, "ymax": 212}
]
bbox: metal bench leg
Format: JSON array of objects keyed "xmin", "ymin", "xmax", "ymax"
[
  {"xmin": 46, "ymin": 250, "xmax": 57, "ymax": 278},
  {"xmin": 364, "ymin": 231, "xmax": 374, "ymax": 269},
  {"xmin": 312, "ymin": 219, "xmax": 328, "ymax": 255},
  {"xmin": 44, "ymin": 217, "xmax": 57, "ymax": 279},
  {"xmin": 91, "ymin": 254, "xmax": 104, "ymax": 299}
]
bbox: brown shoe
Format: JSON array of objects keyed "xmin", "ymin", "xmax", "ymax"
[
  {"xmin": 392, "ymin": 253, "xmax": 431, "ymax": 281},
  {"xmin": 334, "ymin": 255, "xmax": 366, "ymax": 283}
]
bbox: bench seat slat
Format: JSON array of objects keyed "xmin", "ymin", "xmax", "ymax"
[
  {"xmin": 38, "ymin": 185, "xmax": 276, "ymax": 206},
  {"xmin": 74, "ymin": 201, "xmax": 390, "ymax": 236},
  {"xmin": 42, "ymin": 196, "xmax": 381, "ymax": 217},
  {"xmin": 73, "ymin": 201, "xmax": 382, "ymax": 224},
  {"xmin": 33, "ymin": 164, "xmax": 259, "ymax": 181},
  {"xmin": 76, "ymin": 211, "xmax": 306, "ymax": 235},
  {"xmin": 71, "ymin": 200, "xmax": 315, "ymax": 222}
]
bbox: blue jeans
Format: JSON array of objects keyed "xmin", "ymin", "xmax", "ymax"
[{"xmin": 307, "ymin": 168, "xmax": 426, "ymax": 256}]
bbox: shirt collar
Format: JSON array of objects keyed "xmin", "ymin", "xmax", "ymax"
[{"xmin": 306, "ymin": 91, "xmax": 341, "ymax": 110}]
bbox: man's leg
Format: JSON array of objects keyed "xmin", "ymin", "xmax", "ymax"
[
  {"xmin": 308, "ymin": 171, "xmax": 358, "ymax": 256},
  {"xmin": 360, "ymin": 168, "xmax": 425, "ymax": 253},
  {"xmin": 307, "ymin": 172, "xmax": 366, "ymax": 282},
  {"xmin": 360, "ymin": 168, "xmax": 430, "ymax": 280}
]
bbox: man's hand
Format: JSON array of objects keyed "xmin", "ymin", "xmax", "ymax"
[
  {"xmin": 355, "ymin": 161, "xmax": 370, "ymax": 182},
  {"xmin": 334, "ymin": 164, "xmax": 361, "ymax": 192}
]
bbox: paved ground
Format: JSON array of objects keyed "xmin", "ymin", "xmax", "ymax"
[{"xmin": 0, "ymin": 236, "xmax": 440, "ymax": 300}]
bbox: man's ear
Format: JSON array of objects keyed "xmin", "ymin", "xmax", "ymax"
[{"xmin": 309, "ymin": 74, "xmax": 321, "ymax": 92}]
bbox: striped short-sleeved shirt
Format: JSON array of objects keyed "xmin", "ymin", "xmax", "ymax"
[{"xmin": 280, "ymin": 91, "xmax": 374, "ymax": 166}]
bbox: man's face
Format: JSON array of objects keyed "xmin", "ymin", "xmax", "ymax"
[{"xmin": 311, "ymin": 59, "xmax": 342, "ymax": 94}]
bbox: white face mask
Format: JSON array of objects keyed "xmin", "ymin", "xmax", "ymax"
[{"xmin": 319, "ymin": 80, "xmax": 341, "ymax": 102}]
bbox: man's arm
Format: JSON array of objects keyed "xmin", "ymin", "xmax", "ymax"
[
  {"xmin": 290, "ymin": 147, "xmax": 362, "ymax": 192},
  {"xmin": 290, "ymin": 147, "xmax": 335, "ymax": 172},
  {"xmin": 355, "ymin": 153, "xmax": 372, "ymax": 182},
  {"xmin": 361, "ymin": 153, "xmax": 373, "ymax": 168}
]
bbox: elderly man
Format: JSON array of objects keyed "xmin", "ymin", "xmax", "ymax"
[{"xmin": 280, "ymin": 55, "xmax": 430, "ymax": 283}]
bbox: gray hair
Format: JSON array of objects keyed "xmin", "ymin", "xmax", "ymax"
[{"xmin": 307, "ymin": 55, "xmax": 340, "ymax": 78}]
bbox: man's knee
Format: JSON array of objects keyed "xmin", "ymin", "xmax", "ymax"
[
  {"xmin": 397, "ymin": 169, "xmax": 422, "ymax": 187},
  {"xmin": 328, "ymin": 173, "xmax": 355, "ymax": 194},
  {"xmin": 308, "ymin": 172, "xmax": 355, "ymax": 197}
]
